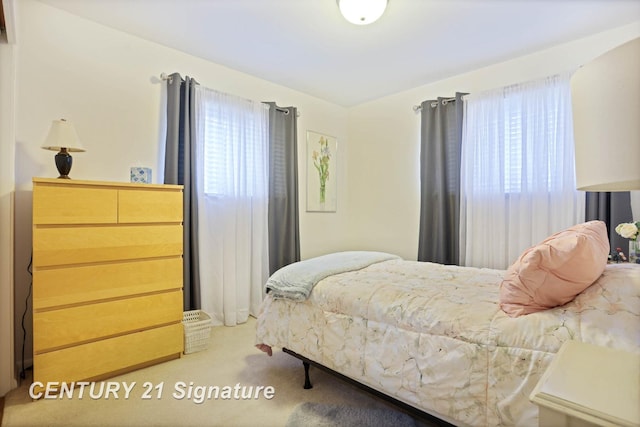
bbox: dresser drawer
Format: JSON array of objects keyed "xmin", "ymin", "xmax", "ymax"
[
  {"xmin": 34, "ymin": 323, "xmax": 183, "ymax": 385},
  {"xmin": 33, "ymin": 257, "xmax": 182, "ymax": 310},
  {"xmin": 33, "ymin": 184, "xmax": 118, "ymax": 225},
  {"xmin": 33, "ymin": 224, "xmax": 183, "ymax": 267},
  {"xmin": 118, "ymin": 189, "xmax": 183, "ymax": 223},
  {"xmin": 34, "ymin": 291, "xmax": 183, "ymax": 352}
]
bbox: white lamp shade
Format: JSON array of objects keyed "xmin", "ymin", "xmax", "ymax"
[
  {"xmin": 338, "ymin": 0, "xmax": 387, "ymax": 25},
  {"xmin": 41, "ymin": 119, "xmax": 86, "ymax": 152},
  {"xmin": 571, "ymin": 38, "xmax": 640, "ymax": 191}
]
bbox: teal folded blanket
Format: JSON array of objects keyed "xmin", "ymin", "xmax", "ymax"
[{"xmin": 265, "ymin": 251, "xmax": 400, "ymax": 301}]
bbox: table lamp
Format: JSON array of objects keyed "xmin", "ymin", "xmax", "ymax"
[
  {"xmin": 41, "ymin": 119, "xmax": 85, "ymax": 179},
  {"xmin": 571, "ymin": 37, "xmax": 640, "ymax": 191}
]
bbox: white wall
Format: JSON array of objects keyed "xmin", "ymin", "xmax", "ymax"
[
  {"xmin": 12, "ymin": 0, "xmax": 350, "ymax": 369},
  {"xmin": 346, "ymin": 22, "xmax": 640, "ymax": 260},
  {"xmin": 0, "ymin": 0, "xmax": 17, "ymax": 396}
]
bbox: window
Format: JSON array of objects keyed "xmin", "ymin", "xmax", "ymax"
[
  {"xmin": 196, "ymin": 88, "xmax": 269, "ymax": 198},
  {"xmin": 463, "ymin": 76, "xmax": 574, "ymax": 195}
]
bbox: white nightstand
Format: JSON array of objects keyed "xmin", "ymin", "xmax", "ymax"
[{"xmin": 530, "ymin": 340, "xmax": 640, "ymax": 427}]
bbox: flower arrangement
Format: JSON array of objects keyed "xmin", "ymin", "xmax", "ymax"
[
  {"xmin": 615, "ymin": 221, "xmax": 639, "ymax": 241},
  {"xmin": 312, "ymin": 136, "xmax": 331, "ymax": 204},
  {"xmin": 615, "ymin": 220, "xmax": 640, "ymax": 263}
]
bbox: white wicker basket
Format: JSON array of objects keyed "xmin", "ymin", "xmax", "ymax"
[{"xmin": 182, "ymin": 310, "xmax": 212, "ymax": 354}]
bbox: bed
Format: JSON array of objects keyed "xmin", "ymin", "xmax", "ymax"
[{"xmin": 255, "ymin": 224, "xmax": 640, "ymax": 426}]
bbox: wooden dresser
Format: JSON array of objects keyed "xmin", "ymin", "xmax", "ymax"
[{"xmin": 32, "ymin": 178, "xmax": 184, "ymax": 390}]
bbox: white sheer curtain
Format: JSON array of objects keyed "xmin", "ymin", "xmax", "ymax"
[
  {"xmin": 460, "ymin": 74, "xmax": 585, "ymax": 269},
  {"xmin": 195, "ymin": 86, "xmax": 269, "ymax": 326}
]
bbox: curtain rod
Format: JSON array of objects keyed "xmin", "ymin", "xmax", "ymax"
[
  {"xmin": 160, "ymin": 73, "xmax": 300, "ymax": 117},
  {"xmin": 273, "ymin": 107, "xmax": 301, "ymax": 117},
  {"xmin": 412, "ymin": 97, "xmax": 457, "ymax": 113}
]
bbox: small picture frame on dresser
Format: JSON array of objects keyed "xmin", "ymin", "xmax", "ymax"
[{"xmin": 130, "ymin": 167, "xmax": 152, "ymax": 184}]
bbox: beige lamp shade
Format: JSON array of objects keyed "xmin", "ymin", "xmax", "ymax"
[
  {"xmin": 570, "ymin": 37, "xmax": 640, "ymax": 191},
  {"xmin": 41, "ymin": 119, "xmax": 86, "ymax": 152}
]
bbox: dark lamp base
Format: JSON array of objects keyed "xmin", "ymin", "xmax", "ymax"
[{"xmin": 54, "ymin": 149, "xmax": 73, "ymax": 179}]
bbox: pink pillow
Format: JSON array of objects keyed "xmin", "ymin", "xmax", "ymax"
[{"xmin": 499, "ymin": 221, "xmax": 610, "ymax": 317}]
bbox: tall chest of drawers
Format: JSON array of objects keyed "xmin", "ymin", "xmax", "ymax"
[{"xmin": 32, "ymin": 178, "xmax": 184, "ymax": 389}]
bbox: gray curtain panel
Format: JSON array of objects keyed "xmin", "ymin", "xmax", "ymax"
[
  {"xmin": 418, "ymin": 93, "xmax": 466, "ymax": 264},
  {"xmin": 164, "ymin": 73, "xmax": 201, "ymax": 311},
  {"xmin": 585, "ymin": 192, "xmax": 633, "ymax": 257},
  {"xmin": 265, "ymin": 103, "xmax": 300, "ymax": 275}
]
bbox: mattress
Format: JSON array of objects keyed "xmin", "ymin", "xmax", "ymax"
[{"xmin": 256, "ymin": 260, "xmax": 640, "ymax": 426}]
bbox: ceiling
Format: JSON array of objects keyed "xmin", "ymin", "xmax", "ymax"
[{"xmin": 38, "ymin": 0, "xmax": 640, "ymax": 107}]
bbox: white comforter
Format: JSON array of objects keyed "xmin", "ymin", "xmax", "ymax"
[{"xmin": 256, "ymin": 260, "xmax": 640, "ymax": 426}]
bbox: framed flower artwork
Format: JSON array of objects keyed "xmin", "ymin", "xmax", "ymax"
[{"xmin": 306, "ymin": 130, "xmax": 337, "ymax": 212}]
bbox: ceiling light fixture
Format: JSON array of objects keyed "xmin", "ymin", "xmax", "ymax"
[{"xmin": 337, "ymin": 0, "xmax": 388, "ymax": 25}]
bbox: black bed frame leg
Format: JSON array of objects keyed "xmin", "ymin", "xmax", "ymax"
[{"xmin": 303, "ymin": 361, "xmax": 313, "ymax": 389}]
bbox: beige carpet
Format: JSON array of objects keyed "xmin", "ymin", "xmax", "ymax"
[{"xmin": 2, "ymin": 318, "xmax": 437, "ymax": 427}]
